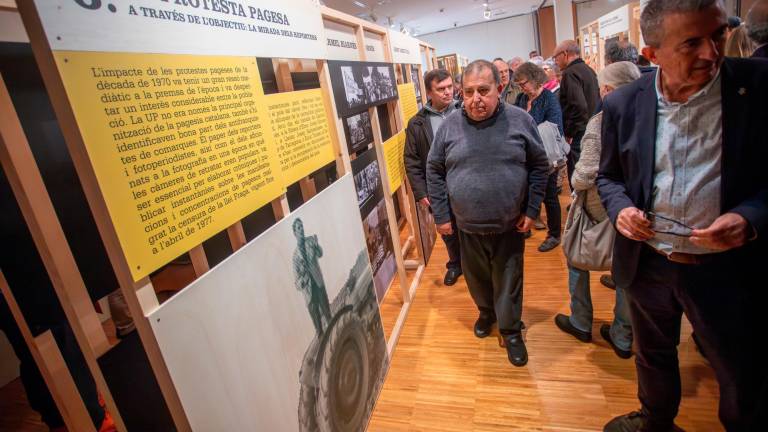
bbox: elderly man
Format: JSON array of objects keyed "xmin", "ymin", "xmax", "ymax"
[
  {"xmin": 747, "ymin": 0, "xmax": 768, "ymax": 58},
  {"xmin": 598, "ymin": 0, "xmax": 768, "ymax": 430},
  {"xmin": 404, "ymin": 69, "xmax": 463, "ymax": 286},
  {"xmin": 427, "ymin": 60, "xmax": 549, "ymax": 367},
  {"xmin": 553, "ymin": 40, "xmax": 600, "ymax": 185},
  {"xmin": 492, "ymin": 57, "xmax": 517, "ymax": 105}
]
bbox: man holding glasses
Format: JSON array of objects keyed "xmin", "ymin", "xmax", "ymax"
[
  {"xmin": 553, "ymin": 40, "xmax": 600, "ymax": 184},
  {"xmin": 597, "ymin": 1, "xmax": 768, "ymax": 430}
]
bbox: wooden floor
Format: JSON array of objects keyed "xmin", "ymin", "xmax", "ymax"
[
  {"xmin": 0, "ymin": 195, "xmax": 722, "ymax": 431},
  {"xmin": 369, "ymin": 195, "xmax": 722, "ymax": 431}
]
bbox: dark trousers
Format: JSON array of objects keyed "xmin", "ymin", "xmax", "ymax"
[
  {"xmin": 0, "ymin": 297, "xmax": 103, "ymax": 429},
  {"xmin": 627, "ymin": 246, "xmax": 766, "ymax": 430},
  {"xmin": 566, "ymin": 132, "xmax": 583, "ymax": 190},
  {"xmin": 441, "ymin": 216, "xmax": 461, "ymax": 270},
  {"xmin": 458, "ymin": 230, "xmax": 525, "ymax": 335},
  {"xmin": 543, "ymin": 172, "xmax": 562, "ymax": 238}
]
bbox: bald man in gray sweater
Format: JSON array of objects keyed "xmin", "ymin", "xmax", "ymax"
[{"xmin": 427, "ymin": 60, "xmax": 549, "ymax": 367}]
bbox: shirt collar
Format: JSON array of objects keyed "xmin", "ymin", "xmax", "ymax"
[
  {"xmin": 654, "ymin": 66, "xmax": 721, "ymax": 105},
  {"xmin": 424, "ymin": 100, "xmax": 453, "ymax": 117}
]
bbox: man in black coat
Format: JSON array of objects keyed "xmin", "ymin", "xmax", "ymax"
[
  {"xmin": 403, "ymin": 69, "xmax": 462, "ymax": 286},
  {"xmin": 553, "ymin": 39, "xmax": 600, "ymax": 184},
  {"xmin": 597, "ymin": 1, "xmax": 768, "ymax": 430}
]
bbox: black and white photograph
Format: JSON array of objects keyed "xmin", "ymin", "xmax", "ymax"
[
  {"xmin": 415, "ymin": 201, "xmax": 437, "ymax": 265},
  {"xmin": 328, "ymin": 60, "xmax": 399, "ymax": 117},
  {"xmin": 362, "ymin": 199, "xmax": 397, "ymax": 301},
  {"xmin": 343, "ymin": 111, "xmax": 374, "ymax": 154},
  {"xmin": 411, "ymin": 68, "xmax": 422, "ymax": 100},
  {"xmin": 351, "ymin": 148, "xmax": 383, "ymax": 218},
  {"xmin": 148, "ymin": 176, "xmax": 389, "ymax": 431}
]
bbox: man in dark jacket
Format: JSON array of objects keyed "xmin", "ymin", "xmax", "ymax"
[
  {"xmin": 747, "ymin": 0, "xmax": 768, "ymax": 58},
  {"xmin": 426, "ymin": 60, "xmax": 549, "ymax": 367},
  {"xmin": 597, "ymin": 1, "xmax": 768, "ymax": 430},
  {"xmin": 404, "ymin": 68, "xmax": 463, "ymax": 286},
  {"xmin": 553, "ymin": 39, "xmax": 600, "ymax": 184}
]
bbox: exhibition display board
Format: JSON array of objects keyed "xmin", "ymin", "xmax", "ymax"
[
  {"xmin": 2, "ymin": 1, "xmax": 434, "ymax": 430},
  {"xmin": 581, "ymin": 1, "xmax": 641, "ymax": 72}
]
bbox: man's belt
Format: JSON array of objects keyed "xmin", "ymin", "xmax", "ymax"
[{"xmin": 651, "ymin": 247, "xmax": 716, "ymax": 265}]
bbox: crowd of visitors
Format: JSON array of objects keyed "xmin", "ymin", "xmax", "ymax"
[{"xmin": 404, "ymin": 0, "xmax": 768, "ymax": 430}]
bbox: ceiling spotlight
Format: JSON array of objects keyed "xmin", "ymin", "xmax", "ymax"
[
  {"xmin": 482, "ymin": 2, "xmax": 488, "ymax": 6},
  {"xmin": 388, "ymin": 17, "xmax": 395, "ymax": 28},
  {"xmin": 353, "ymin": 1, "xmax": 367, "ymax": 8},
  {"xmin": 483, "ymin": 7, "xmax": 491, "ymax": 19}
]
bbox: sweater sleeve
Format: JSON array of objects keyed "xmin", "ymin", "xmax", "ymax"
[
  {"xmin": 572, "ymin": 114, "xmax": 601, "ymax": 191},
  {"xmin": 426, "ymin": 125, "xmax": 451, "ymax": 225},
  {"xmin": 523, "ymin": 116, "xmax": 550, "ymax": 219}
]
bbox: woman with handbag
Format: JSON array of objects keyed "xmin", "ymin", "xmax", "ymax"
[
  {"xmin": 513, "ymin": 62, "xmax": 564, "ymax": 252},
  {"xmin": 555, "ymin": 61, "xmax": 641, "ymax": 359}
]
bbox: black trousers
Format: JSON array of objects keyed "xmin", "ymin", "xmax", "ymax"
[
  {"xmin": 566, "ymin": 132, "xmax": 583, "ymax": 191},
  {"xmin": 458, "ymin": 230, "xmax": 525, "ymax": 335},
  {"xmin": 441, "ymin": 216, "xmax": 461, "ymax": 270},
  {"xmin": 543, "ymin": 172, "xmax": 562, "ymax": 239},
  {"xmin": 627, "ymin": 246, "xmax": 766, "ymax": 430}
]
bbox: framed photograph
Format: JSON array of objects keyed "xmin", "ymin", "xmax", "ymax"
[
  {"xmin": 415, "ymin": 201, "xmax": 437, "ymax": 265},
  {"xmin": 410, "ymin": 68, "xmax": 422, "ymax": 100},
  {"xmin": 351, "ymin": 148, "xmax": 384, "ymax": 218},
  {"xmin": 328, "ymin": 60, "xmax": 399, "ymax": 117},
  {"xmin": 343, "ymin": 111, "xmax": 374, "ymax": 154}
]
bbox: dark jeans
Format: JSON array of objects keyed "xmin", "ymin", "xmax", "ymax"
[
  {"xmin": 458, "ymin": 230, "xmax": 524, "ymax": 335},
  {"xmin": 0, "ymin": 297, "xmax": 104, "ymax": 429},
  {"xmin": 627, "ymin": 246, "xmax": 766, "ymax": 430},
  {"xmin": 566, "ymin": 132, "xmax": 583, "ymax": 190},
  {"xmin": 543, "ymin": 172, "xmax": 562, "ymax": 239},
  {"xmin": 441, "ymin": 216, "xmax": 461, "ymax": 270}
]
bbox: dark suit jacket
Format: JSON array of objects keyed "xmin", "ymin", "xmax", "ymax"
[
  {"xmin": 753, "ymin": 44, "xmax": 768, "ymax": 59},
  {"xmin": 597, "ymin": 58, "xmax": 768, "ymax": 287}
]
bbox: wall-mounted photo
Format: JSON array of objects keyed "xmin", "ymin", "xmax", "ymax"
[
  {"xmin": 362, "ymin": 199, "xmax": 397, "ymax": 301},
  {"xmin": 352, "ymin": 148, "xmax": 383, "ymax": 218},
  {"xmin": 343, "ymin": 111, "xmax": 374, "ymax": 154},
  {"xmin": 328, "ymin": 60, "xmax": 399, "ymax": 117},
  {"xmin": 411, "ymin": 68, "xmax": 422, "ymax": 100},
  {"xmin": 415, "ymin": 201, "xmax": 437, "ymax": 265}
]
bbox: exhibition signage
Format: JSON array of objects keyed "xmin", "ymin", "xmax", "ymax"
[
  {"xmin": 397, "ymin": 83, "xmax": 418, "ymax": 125},
  {"xmin": 28, "ymin": 0, "xmax": 337, "ymax": 280},
  {"xmin": 383, "ymin": 130, "xmax": 406, "ymax": 193},
  {"xmin": 363, "ymin": 31, "xmax": 387, "ymax": 63},
  {"xmin": 264, "ymin": 89, "xmax": 335, "ymax": 186},
  {"xmin": 387, "ymin": 29, "xmax": 421, "ymax": 65},
  {"xmin": 33, "ymin": 0, "xmax": 327, "ymax": 59},
  {"xmin": 598, "ymin": 5, "xmax": 630, "ymax": 38},
  {"xmin": 324, "ymin": 19, "xmax": 361, "ymax": 61}
]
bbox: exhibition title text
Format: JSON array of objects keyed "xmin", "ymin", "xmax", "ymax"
[{"xmin": 158, "ymin": 0, "xmax": 290, "ymax": 25}]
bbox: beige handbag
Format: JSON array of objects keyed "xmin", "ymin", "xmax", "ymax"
[{"xmin": 562, "ymin": 191, "xmax": 615, "ymax": 271}]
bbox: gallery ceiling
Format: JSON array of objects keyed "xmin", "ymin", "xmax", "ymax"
[{"xmin": 321, "ymin": 0, "xmax": 547, "ymax": 36}]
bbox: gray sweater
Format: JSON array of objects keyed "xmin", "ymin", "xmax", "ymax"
[{"xmin": 427, "ymin": 103, "xmax": 550, "ymax": 234}]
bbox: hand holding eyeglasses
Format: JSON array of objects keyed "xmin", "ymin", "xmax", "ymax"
[
  {"xmin": 690, "ymin": 213, "xmax": 751, "ymax": 252},
  {"xmin": 617, "ymin": 207, "xmax": 655, "ymax": 241}
]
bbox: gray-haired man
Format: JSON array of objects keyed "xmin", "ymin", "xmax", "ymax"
[{"xmin": 427, "ymin": 60, "xmax": 549, "ymax": 367}]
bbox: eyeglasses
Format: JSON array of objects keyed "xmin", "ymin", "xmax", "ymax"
[
  {"xmin": 645, "ymin": 211, "xmax": 694, "ymax": 237},
  {"xmin": 515, "ymin": 79, "xmax": 529, "ymax": 88},
  {"xmin": 553, "ymin": 51, "xmax": 566, "ymax": 59}
]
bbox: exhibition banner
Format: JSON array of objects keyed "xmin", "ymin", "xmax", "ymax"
[
  {"xmin": 397, "ymin": 83, "xmax": 418, "ymax": 125},
  {"xmin": 387, "ymin": 30, "xmax": 421, "ymax": 65},
  {"xmin": 149, "ymin": 174, "xmax": 389, "ymax": 431},
  {"xmin": 363, "ymin": 31, "xmax": 387, "ymax": 63},
  {"xmin": 598, "ymin": 5, "xmax": 630, "ymax": 38},
  {"xmin": 383, "ymin": 130, "xmax": 406, "ymax": 193},
  {"xmin": 264, "ymin": 89, "xmax": 336, "ymax": 186},
  {"xmin": 324, "ymin": 19, "xmax": 361, "ymax": 62},
  {"xmin": 32, "ymin": 0, "xmax": 328, "ymax": 59},
  {"xmin": 55, "ymin": 51, "xmax": 284, "ymax": 280}
]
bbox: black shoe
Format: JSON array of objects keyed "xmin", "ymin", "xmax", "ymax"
[
  {"xmin": 504, "ymin": 334, "xmax": 528, "ymax": 367},
  {"xmin": 538, "ymin": 236, "xmax": 561, "ymax": 252},
  {"xmin": 474, "ymin": 313, "xmax": 496, "ymax": 338},
  {"xmin": 523, "ymin": 230, "xmax": 533, "ymax": 239},
  {"xmin": 554, "ymin": 313, "xmax": 592, "ymax": 342},
  {"xmin": 600, "ymin": 324, "xmax": 631, "ymax": 359},
  {"xmin": 600, "ymin": 274, "xmax": 616, "ymax": 289},
  {"xmin": 443, "ymin": 268, "xmax": 462, "ymax": 286},
  {"xmin": 604, "ymin": 411, "xmax": 684, "ymax": 432}
]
